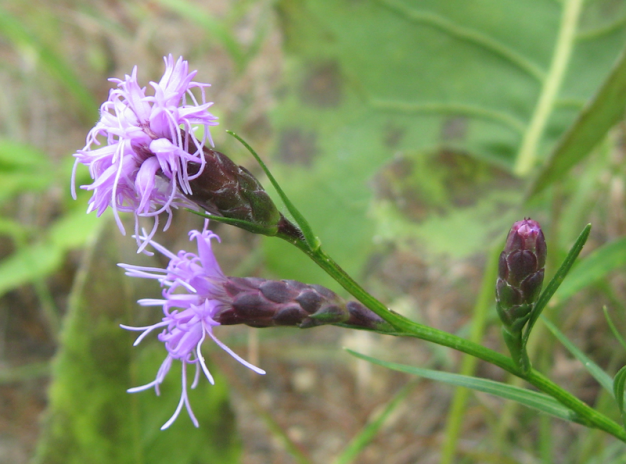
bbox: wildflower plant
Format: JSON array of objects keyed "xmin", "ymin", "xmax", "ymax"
[{"xmin": 71, "ymin": 56, "xmax": 626, "ymax": 446}]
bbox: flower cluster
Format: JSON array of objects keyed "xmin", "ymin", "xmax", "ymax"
[
  {"xmin": 120, "ymin": 223, "xmax": 265, "ymax": 430},
  {"xmin": 72, "ymin": 55, "xmax": 218, "ymax": 250}
]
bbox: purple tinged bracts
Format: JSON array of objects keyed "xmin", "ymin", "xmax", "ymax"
[
  {"xmin": 496, "ymin": 218, "xmax": 547, "ymax": 331},
  {"xmin": 496, "ymin": 218, "xmax": 547, "ymax": 372},
  {"xmin": 119, "ymin": 221, "xmax": 387, "ymax": 429}
]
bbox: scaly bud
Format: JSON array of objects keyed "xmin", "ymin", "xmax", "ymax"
[
  {"xmin": 496, "ymin": 218, "xmax": 546, "ymax": 331},
  {"xmin": 496, "ymin": 218, "xmax": 547, "ymax": 372},
  {"xmin": 216, "ymin": 277, "xmax": 388, "ymax": 331},
  {"xmin": 183, "ymin": 146, "xmax": 284, "ymax": 236}
]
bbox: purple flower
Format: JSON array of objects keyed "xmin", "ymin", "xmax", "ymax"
[
  {"xmin": 119, "ymin": 222, "xmax": 264, "ymax": 429},
  {"xmin": 72, "ymin": 55, "xmax": 219, "ymax": 251}
]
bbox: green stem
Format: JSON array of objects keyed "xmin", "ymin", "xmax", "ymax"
[
  {"xmin": 513, "ymin": 0, "xmax": 583, "ymax": 175},
  {"xmin": 282, "ymin": 235, "xmax": 626, "ymax": 442}
]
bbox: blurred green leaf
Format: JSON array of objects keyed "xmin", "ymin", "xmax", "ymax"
[
  {"xmin": 0, "ymin": 242, "xmax": 64, "ymax": 298},
  {"xmin": 603, "ymin": 306, "xmax": 626, "ymax": 353},
  {"xmin": 269, "ymin": 0, "xmax": 626, "ymax": 280},
  {"xmin": 529, "ymin": 47, "xmax": 626, "ymax": 197},
  {"xmin": 542, "ymin": 316, "xmax": 614, "ymax": 395},
  {"xmin": 34, "ymin": 223, "xmax": 241, "ymax": 464},
  {"xmin": 333, "ymin": 380, "xmax": 416, "ymax": 464},
  {"xmin": 613, "ymin": 366, "xmax": 626, "ymax": 431},
  {"xmin": 48, "ymin": 210, "xmax": 101, "ymax": 251},
  {"xmin": 0, "ymin": 139, "xmax": 55, "ymax": 200},
  {"xmin": 154, "ymin": 0, "xmax": 246, "ymax": 70},
  {"xmin": 553, "ymin": 235, "xmax": 626, "ymax": 305},
  {"xmin": 0, "ymin": 209, "xmax": 100, "ymax": 299},
  {"xmin": 0, "ymin": 7, "xmax": 97, "ymax": 117},
  {"xmin": 0, "ymin": 138, "xmax": 51, "ymax": 168},
  {"xmin": 346, "ymin": 349, "xmax": 577, "ymax": 423}
]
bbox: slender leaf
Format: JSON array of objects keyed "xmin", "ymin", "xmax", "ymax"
[
  {"xmin": 153, "ymin": 0, "xmax": 246, "ymax": 69},
  {"xmin": 0, "ymin": 139, "xmax": 51, "ymax": 168},
  {"xmin": 0, "ymin": 210, "xmax": 100, "ymax": 298},
  {"xmin": 0, "ymin": 8, "xmax": 97, "ymax": 117},
  {"xmin": 613, "ymin": 366, "xmax": 626, "ymax": 431},
  {"xmin": 333, "ymin": 380, "xmax": 416, "ymax": 464},
  {"xmin": 542, "ymin": 316, "xmax": 613, "ymax": 395},
  {"xmin": 228, "ymin": 131, "xmax": 320, "ymax": 249},
  {"xmin": 553, "ymin": 236, "xmax": 626, "ymax": 305},
  {"xmin": 522, "ymin": 224, "xmax": 591, "ymax": 343},
  {"xmin": 529, "ymin": 46, "xmax": 626, "ymax": 196},
  {"xmin": 346, "ymin": 349, "xmax": 577, "ymax": 423},
  {"xmin": 604, "ymin": 306, "xmax": 626, "ymax": 353},
  {"xmin": 0, "ymin": 242, "xmax": 64, "ymax": 298}
]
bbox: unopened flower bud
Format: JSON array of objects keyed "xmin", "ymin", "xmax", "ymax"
[
  {"xmin": 496, "ymin": 218, "xmax": 546, "ymax": 331},
  {"xmin": 183, "ymin": 147, "xmax": 283, "ymax": 236},
  {"xmin": 216, "ymin": 277, "xmax": 388, "ymax": 331}
]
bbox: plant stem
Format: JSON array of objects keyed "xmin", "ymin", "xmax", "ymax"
[{"xmin": 282, "ymin": 235, "xmax": 626, "ymax": 442}]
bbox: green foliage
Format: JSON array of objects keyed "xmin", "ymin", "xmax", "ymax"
[
  {"xmin": 267, "ymin": 0, "xmax": 626, "ymax": 285},
  {"xmin": 554, "ymin": 235, "xmax": 626, "ymax": 305},
  {"xmin": 0, "ymin": 7, "xmax": 97, "ymax": 117},
  {"xmin": 347, "ymin": 349, "xmax": 579, "ymax": 423},
  {"xmin": 613, "ymin": 366, "xmax": 626, "ymax": 432},
  {"xmin": 530, "ymin": 48, "xmax": 626, "ymax": 196},
  {"xmin": 543, "ymin": 316, "xmax": 614, "ymax": 395},
  {"xmin": 0, "ymin": 140, "xmax": 100, "ymax": 299},
  {"xmin": 34, "ymin": 223, "xmax": 241, "ymax": 464}
]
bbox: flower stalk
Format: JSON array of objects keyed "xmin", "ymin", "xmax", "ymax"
[{"xmin": 282, "ymin": 227, "xmax": 626, "ymax": 442}]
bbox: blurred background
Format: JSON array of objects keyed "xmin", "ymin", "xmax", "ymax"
[{"xmin": 2, "ymin": 0, "xmax": 626, "ymax": 462}]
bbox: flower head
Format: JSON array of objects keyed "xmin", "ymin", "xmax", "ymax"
[
  {"xmin": 119, "ymin": 222, "xmax": 264, "ymax": 429},
  {"xmin": 496, "ymin": 218, "xmax": 547, "ymax": 332},
  {"xmin": 73, "ymin": 56, "xmax": 219, "ymax": 250}
]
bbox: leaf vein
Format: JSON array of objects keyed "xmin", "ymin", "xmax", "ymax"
[
  {"xmin": 377, "ymin": 0, "xmax": 546, "ymax": 82},
  {"xmin": 370, "ymin": 98, "xmax": 526, "ymax": 134}
]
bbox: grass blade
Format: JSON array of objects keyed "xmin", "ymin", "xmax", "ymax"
[
  {"xmin": 613, "ymin": 366, "xmax": 626, "ymax": 432},
  {"xmin": 542, "ymin": 316, "xmax": 613, "ymax": 395},
  {"xmin": 529, "ymin": 46, "xmax": 626, "ymax": 197},
  {"xmin": 332, "ymin": 380, "xmax": 416, "ymax": 464},
  {"xmin": 603, "ymin": 306, "xmax": 626, "ymax": 353},
  {"xmin": 346, "ymin": 349, "xmax": 577, "ymax": 423},
  {"xmin": 227, "ymin": 131, "xmax": 320, "ymax": 250},
  {"xmin": 0, "ymin": 8, "xmax": 97, "ymax": 117},
  {"xmin": 553, "ymin": 236, "xmax": 626, "ymax": 305}
]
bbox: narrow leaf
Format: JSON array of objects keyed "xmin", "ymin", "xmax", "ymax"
[
  {"xmin": 227, "ymin": 131, "xmax": 320, "ymax": 250},
  {"xmin": 529, "ymin": 46, "xmax": 626, "ymax": 196},
  {"xmin": 0, "ymin": 243, "xmax": 64, "ymax": 298},
  {"xmin": 614, "ymin": 366, "xmax": 626, "ymax": 412},
  {"xmin": 0, "ymin": 139, "xmax": 51, "ymax": 168},
  {"xmin": 153, "ymin": 0, "xmax": 246, "ymax": 69},
  {"xmin": 542, "ymin": 316, "xmax": 614, "ymax": 395},
  {"xmin": 523, "ymin": 224, "xmax": 591, "ymax": 343},
  {"xmin": 346, "ymin": 349, "xmax": 577, "ymax": 423},
  {"xmin": 613, "ymin": 366, "xmax": 626, "ymax": 430},
  {"xmin": 0, "ymin": 8, "xmax": 97, "ymax": 117},
  {"xmin": 553, "ymin": 236, "xmax": 626, "ymax": 305},
  {"xmin": 333, "ymin": 380, "xmax": 416, "ymax": 464},
  {"xmin": 603, "ymin": 306, "xmax": 626, "ymax": 353}
]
